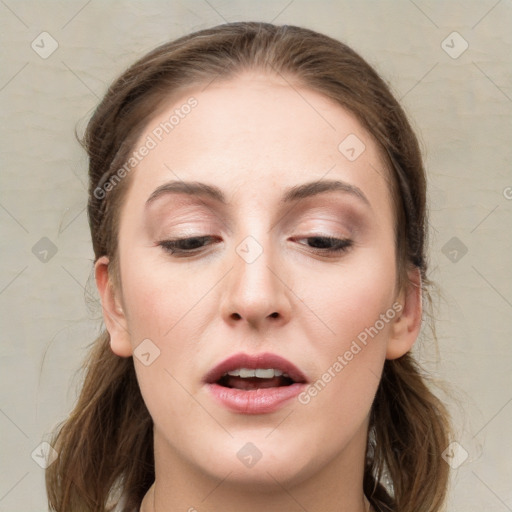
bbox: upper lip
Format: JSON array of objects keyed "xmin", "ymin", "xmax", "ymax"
[{"xmin": 203, "ymin": 352, "xmax": 308, "ymax": 384}]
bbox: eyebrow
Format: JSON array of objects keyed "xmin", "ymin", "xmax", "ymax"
[{"xmin": 145, "ymin": 179, "xmax": 371, "ymax": 209}]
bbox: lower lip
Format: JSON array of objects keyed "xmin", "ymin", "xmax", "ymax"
[{"xmin": 205, "ymin": 382, "xmax": 307, "ymax": 414}]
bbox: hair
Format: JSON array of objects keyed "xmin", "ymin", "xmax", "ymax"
[{"xmin": 45, "ymin": 21, "xmax": 451, "ymax": 512}]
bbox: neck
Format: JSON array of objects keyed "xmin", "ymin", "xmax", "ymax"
[{"xmin": 140, "ymin": 422, "xmax": 371, "ymax": 512}]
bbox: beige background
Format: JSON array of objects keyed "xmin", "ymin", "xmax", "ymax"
[{"xmin": 0, "ymin": 1, "xmax": 511, "ymax": 510}]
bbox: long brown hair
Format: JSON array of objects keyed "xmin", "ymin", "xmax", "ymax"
[{"xmin": 45, "ymin": 22, "xmax": 451, "ymax": 512}]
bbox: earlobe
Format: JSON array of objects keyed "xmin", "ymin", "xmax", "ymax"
[
  {"xmin": 386, "ymin": 267, "xmax": 423, "ymax": 360},
  {"xmin": 94, "ymin": 256, "xmax": 133, "ymax": 358}
]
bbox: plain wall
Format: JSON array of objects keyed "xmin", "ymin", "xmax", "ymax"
[{"xmin": 0, "ymin": 1, "xmax": 511, "ymax": 510}]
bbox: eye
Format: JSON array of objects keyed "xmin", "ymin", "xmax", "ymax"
[
  {"xmin": 158, "ymin": 235, "xmax": 353, "ymax": 257},
  {"xmin": 297, "ymin": 236, "xmax": 353, "ymax": 255},
  {"xmin": 159, "ymin": 236, "xmax": 217, "ymax": 255}
]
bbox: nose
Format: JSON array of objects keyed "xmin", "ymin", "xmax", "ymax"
[{"xmin": 220, "ymin": 235, "xmax": 292, "ymax": 329}]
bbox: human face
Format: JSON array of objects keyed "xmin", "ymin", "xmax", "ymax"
[{"xmin": 97, "ymin": 71, "xmax": 417, "ymax": 493}]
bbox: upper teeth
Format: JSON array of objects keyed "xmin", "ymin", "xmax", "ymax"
[{"xmin": 224, "ymin": 368, "xmax": 288, "ymax": 378}]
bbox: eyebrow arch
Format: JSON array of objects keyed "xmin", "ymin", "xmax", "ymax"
[{"xmin": 145, "ymin": 179, "xmax": 371, "ymax": 208}]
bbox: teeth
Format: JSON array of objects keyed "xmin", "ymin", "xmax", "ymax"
[
  {"xmin": 255, "ymin": 369, "xmax": 277, "ymax": 378},
  {"xmin": 225, "ymin": 368, "xmax": 285, "ymax": 378}
]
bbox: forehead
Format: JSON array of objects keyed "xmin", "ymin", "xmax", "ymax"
[{"xmin": 124, "ymin": 71, "xmax": 392, "ymax": 211}]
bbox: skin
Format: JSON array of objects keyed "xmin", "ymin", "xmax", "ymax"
[{"xmin": 95, "ymin": 71, "xmax": 422, "ymax": 512}]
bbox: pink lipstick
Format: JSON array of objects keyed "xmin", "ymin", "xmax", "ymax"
[{"xmin": 203, "ymin": 352, "xmax": 308, "ymax": 414}]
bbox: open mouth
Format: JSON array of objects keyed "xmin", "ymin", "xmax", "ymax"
[
  {"xmin": 204, "ymin": 352, "xmax": 307, "ymax": 390},
  {"xmin": 216, "ymin": 371, "xmax": 296, "ymax": 391},
  {"xmin": 204, "ymin": 354, "xmax": 308, "ymax": 414}
]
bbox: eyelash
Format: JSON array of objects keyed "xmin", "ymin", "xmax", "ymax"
[{"xmin": 158, "ymin": 235, "xmax": 353, "ymax": 256}]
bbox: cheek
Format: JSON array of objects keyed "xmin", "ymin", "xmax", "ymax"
[
  {"xmin": 121, "ymin": 260, "xmax": 204, "ymax": 435},
  {"xmin": 299, "ymin": 245, "xmax": 397, "ymax": 339},
  {"xmin": 118, "ymin": 252, "xmax": 214, "ymax": 392},
  {"xmin": 294, "ymin": 247, "xmax": 396, "ymax": 410},
  {"xmin": 120, "ymin": 255, "xmax": 199, "ymax": 340}
]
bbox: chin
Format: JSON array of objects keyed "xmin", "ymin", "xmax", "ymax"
[{"xmin": 194, "ymin": 436, "xmax": 317, "ymax": 491}]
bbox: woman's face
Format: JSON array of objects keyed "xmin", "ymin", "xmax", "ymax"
[{"xmin": 96, "ymin": 71, "xmax": 420, "ymax": 490}]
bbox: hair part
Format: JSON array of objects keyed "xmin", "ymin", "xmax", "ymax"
[{"xmin": 46, "ymin": 21, "xmax": 451, "ymax": 512}]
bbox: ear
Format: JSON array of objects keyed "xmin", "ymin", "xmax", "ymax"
[
  {"xmin": 386, "ymin": 267, "xmax": 422, "ymax": 360},
  {"xmin": 94, "ymin": 256, "xmax": 133, "ymax": 357}
]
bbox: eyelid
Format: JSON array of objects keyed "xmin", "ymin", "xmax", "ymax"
[{"xmin": 158, "ymin": 234, "xmax": 354, "ymax": 257}]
